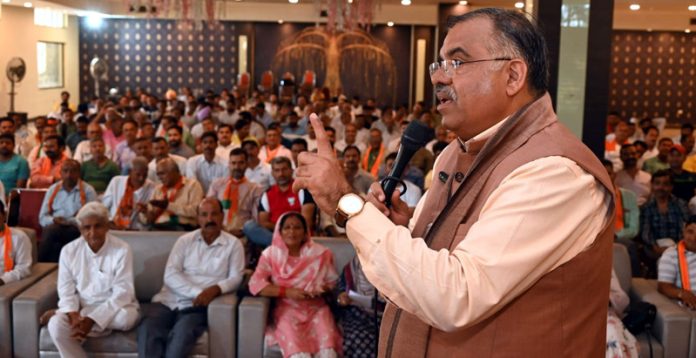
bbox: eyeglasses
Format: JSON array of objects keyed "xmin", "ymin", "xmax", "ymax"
[{"xmin": 428, "ymin": 58, "xmax": 512, "ymax": 78}]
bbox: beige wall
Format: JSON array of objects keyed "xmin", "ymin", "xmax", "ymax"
[{"xmin": 0, "ymin": 5, "xmax": 79, "ymax": 117}]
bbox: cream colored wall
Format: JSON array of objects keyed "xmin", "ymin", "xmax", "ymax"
[{"xmin": 0, "ymin": 5, "xmax": 79, "ymax": 117}]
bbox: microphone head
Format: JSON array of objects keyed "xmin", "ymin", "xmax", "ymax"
[{"xmin": 401, "ymin": 120, "xmax": 435, "ymax": 151}]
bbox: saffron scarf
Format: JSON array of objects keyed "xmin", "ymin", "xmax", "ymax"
[
  {"xmin": 222, "ymin": 177, "xmax": 247, "ymax": 224},
  {"xmin": 264, "ymin": 145, "xmax": 281, "ymax": 164},
  {"xmin": 155, "ymin": 177, "xmax": 185, "ymax": 222},
  {"xmin": 114, "ymin": 179, "xmax": 136, "ymax": 228},
  {"xmin": 362, "ymin": 144, "xmax": 384, "ymax": 177},
  {"xmin": 678, "ymin": 241, "xmax": 692, "ymax": 292},
  {"xmin": 47, "ymin": 180, "xmax": 86, "ymax": 215},
  {"xmin": 614, "ymin": 188, "xmax": 624, "ymax": 231},
  {"xmin": 2, "ymin": 226, "xmax": 12, "ymax": 272}
]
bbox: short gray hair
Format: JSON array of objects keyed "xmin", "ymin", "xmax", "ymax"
[{"xmin": 76, "ymin": 202, "xmax": 110, "ymax": 226}]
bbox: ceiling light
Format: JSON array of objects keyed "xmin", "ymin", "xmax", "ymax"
[
  {"xmin": 629, "ymin": 4, "xmax": 640, "ymax": 11},
  {"xmin": 514, "ymin": 2, "xmax": 524, "ymax": 9},
  {"xmin": 348, "ymin": 0, "xmax": 353, "ymax": 3},
  {"xmin": 278, "ymin": 19, "xmax": 284, "ymax": 24},
  {"xmin": 85, "ymin": 12, "xmax": 104, "ymax": 29},
  {"xmin": 459, "ymin": 0, "xmax": 468, "ymax": 5},
  {"xmin": 689, "ymin": 5, "xmax": 696, "ymax": 11},
  {"xmin": 401, "ymin": 0, "xmax": 411, "ymax": 5},
  {"xmin": 387, "ymin": 21, "xmax": 394, "ymax": 27},
  {"xmin": 686, "ymin": 29, "xmax": 692, "ymax": 33},
  {"xmin": 288, "ymin": 0, "xmax": 298, "ymax": 3},
  {"xmin": 23, "ymin": 1, "xmax": 32, "ymax": 7},
  {"xmin": 1, "ymin": 0, "xmax": 11, "ymax": 4}
]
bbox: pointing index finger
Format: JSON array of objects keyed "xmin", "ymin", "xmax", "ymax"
[{"xmin": 309, "ymin": 113, "xmax": 333, "ymax": 158}]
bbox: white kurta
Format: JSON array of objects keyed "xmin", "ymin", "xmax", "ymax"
[{"xmin": 0, "ymin": 228, "xmax": 32, "ymax": 283}]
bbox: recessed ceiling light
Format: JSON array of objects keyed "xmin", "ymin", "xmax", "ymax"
[
  {"xmin": 387, "ymin": 21, "xmax": 394, "ymax": 27},
  {"xmin": 348, "ymin": 0, "xmax": 353, "ymax": 3},
  {"xmin": 288, "ymin": 0, "xmax": 298, "ymax": 3},
  {"xmin": 689, "ymin": 5, "xmax": 696, "ymax": 11},
  {"xmin": 629, "ymin": 4, "xmax": 640, "ymax": 11},
  {"xmin": 1, "ymin": 0, "xmax": 11, "ymax": 4},
  {"xmin": 401, "ymin": 0, "xmax": 411, "ymax": 5},
  {"xmin": 514, "ymin": 2, "xmax": 524, "ymax": 9},
  {"xmin": 686, "ymin": 29, "xmax": 692, "ymax": 33},
  {"xmin": 459, "ymin": 0, "xmax": 468, "ymax": 5},
  {"xmin": 23, "ymin": 1, "xmax": 32, "ymax": 7},
  {"xmin": 278, "ymin": 19, "xmax": 284, "ymax": 24}
]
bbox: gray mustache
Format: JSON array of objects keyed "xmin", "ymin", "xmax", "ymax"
[{"xmin": 435, "ymin": 84, "xmax": 458, "ymax": 102}]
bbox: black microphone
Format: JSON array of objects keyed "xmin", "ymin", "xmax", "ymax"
[{"xmin": 381, "ymin": 121, "xmax": 434, "ymax": 207}]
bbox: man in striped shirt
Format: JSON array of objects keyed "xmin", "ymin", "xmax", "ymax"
[{"xmin": 658, "ymin": 215, "xmax": 696, "ymax": 309}]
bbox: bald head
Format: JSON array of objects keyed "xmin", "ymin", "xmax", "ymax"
[{"xmin": 156, "ymin": 157, "xmax": 180, "ymax": 186}]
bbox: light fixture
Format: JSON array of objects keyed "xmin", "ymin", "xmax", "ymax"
[
  {"xmin": 23, "ymin": 1, "xmax": 32, "ymax": 7},
  {"xmin": 401, "ymin": 0, "xmax": 411, "ymax": 6},
  {"xmin": 629, "ymin": 4, "xmax": 640, "ymax": 11},
  {"xmin": 288, "ymin": 0, "xmax": 298, "ymax": 3},
  {"xmin": 1, "ymin": 0, "xmax": 11, "ymax": 4},
  {"xmin": 278, "ymin": 19, "xmax": 284, "ymax": 24},
  {"xmin": 387, "ymin": 21, "xmax": 394, "ymax": 27},
  {"xmin": 348, "ymin": 0, "xmax": 353, "ymax": 3},
  {"xmin": 85, "ymin": 12, "xmax": 104, "ymax": 29},
  {"xmin": 689, "ymin": 5, "xmax": 696, "ymax": 11},
  {"xmin": 459, "ymin": 0, "xmax": 468, "ymax": 5},
  {"xmin": 514, "ymin": 2, "xmax": 524, "ymax": 9},
  {"xmin": 686, "ymin": 29, "xmax": 692, "ymax": 33}
]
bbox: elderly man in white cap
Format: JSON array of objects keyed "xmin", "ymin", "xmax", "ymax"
[{"xmin": 45, "ymin": 202, "xmax": 139, "ymax": 358}]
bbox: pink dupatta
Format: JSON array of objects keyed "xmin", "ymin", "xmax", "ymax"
[{"xmin": 249, "ymin": 213, "xmax": 337, "ymax": 295}]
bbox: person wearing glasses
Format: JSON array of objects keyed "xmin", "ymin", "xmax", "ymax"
[{"xmin": 293, "ymin": 8, "xmax": 614, "ymax": 356}]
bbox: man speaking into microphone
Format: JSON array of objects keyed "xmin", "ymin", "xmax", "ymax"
[{"xmin": 294, "ymin": 8, "xmax": 614, "ymax": 357}]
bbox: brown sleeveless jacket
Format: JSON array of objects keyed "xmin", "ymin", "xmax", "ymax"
[{"xmin": 378, "ymin": 94, "xmax": 615, "ymax": 357}]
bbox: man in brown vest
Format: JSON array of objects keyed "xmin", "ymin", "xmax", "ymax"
[{"xmin": 294, "ymin": 8, "xmax": 615, "ymax": 357}]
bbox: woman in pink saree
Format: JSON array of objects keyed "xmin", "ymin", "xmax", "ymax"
[{"xmin": 249, "ymin": 212, "xmax": 342, "ymax": 358}]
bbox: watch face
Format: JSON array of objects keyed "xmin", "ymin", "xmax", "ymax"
[{"xmin": 339, "ymin": 194, "xmax": 364, "ymax": 215}]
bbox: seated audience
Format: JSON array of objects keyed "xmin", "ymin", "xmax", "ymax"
[
  {"xmin": 148, "ymin": 137, "xmax": 187, "ymax": 183},
  {"xmin": 281, "ymin": 111, "xmax": 307, "ymax": 139},
  {"xmin": 74, "ymin": 121, "xmax": 113, "ymax": 163},
  {"xmin": 258, "ymin": 124, "xmax": 292, "ymax": 164},
  {"xmin": 249, "ymin": 212, "xmax": 342, "ymax": 358},
  {"xmin": 657, "ymin": 215, "xmax": 696, "ymax": 308},
  {"xmin": 65, "ymin": 115, "xmax": 89, "ymax": 153},
  {"xmin": 334, "ymin": 123, "xmax": 366, "ymax": 154},
  {"xmin": 102, "ymin": 157, "xmax": 156, "ymax": 230},
  {"xmin": 215, "ymin": 124, "xmax": 236, "ymax": 159},
  {"xmin": 38, "ymin": 160, "xmax": 98, "ymax": 262},
  {"xmin": 167, "ymin": 125, "xmax": 195, "ymax": 159},
  {"xmin": 231, "ymin": 117, "xmax": 256, "ymax": 147},
  {"xmin": 615, "ymin": 144, "xmax": 652, "ymax": 206},
  {"xmin": 207, "ymin": 148, "xmax": 261, "ymax": 237},
  {"xmin": 379, "ymin": 152, "xmax": 423, "ymax": 213},
  {"xmin": 243, "ymin": 139, "xmax": 273, "ymax": 192},
  {"xmin": 28, "ymin": 125, "xmax": 71, "ymax": 169},
  {"xmin": 132, "ymin": 137, "xmax": 154, "ymax": 164},
  {"xmin": 0, "ymin": 133, "xmax": 29, "ymax": 192},
  {"xmin": 683, "ymin": 135, "xmax": 696, "ymax": 172},
  {"xmin": 0, "ymin": 200, "xmax": 31, "ymax": 285},
  {"xmin": 30, "ymin": 135, "xmax": 69, "ymax": 189},
  {"xmin": 142, "ymin": 158, "xmax": 204, "ymax": 231},
  {"xmin": 668, "ymin": 145, "xmax": 696, "ymax": 202},
  {"xmin": 642, "ymin": 137, "xmax": 673, "ymax": 174},
  {"xmin": 606, "ymin": 270, "xmax": 639, "ymax": 357},
  {"xmin": 185, "ymin": 131, "xmax": 228, "ymax": 193},
  {"xmin": 138, "ymin": 198, "xmax": 244, "ymax": 358},
  {"xmin": 362, "ymin": 128, "xmax": 385, "ymax": 178},
  {"xmin": 603, "ymin": 159, "xmax": 641, "ymax": 275},
  {"xmin": 604, "ymin": 119, "xmax": 631, "ymax": 171},
  {"xmin": 290, "ymin": 138, "xmax": 308, "ymax": 168},
  {"xmin": 44, "ymin": 202, "xmax": 139, "ymax": 358},
  {"xmin": 337, "ymin": 256, "xmax": 385, "ymax": 358},
  {"xmin": 640, "ymin": 170, "xmax": 690, "ymax": 267},
  {"xmin": 81, "ymin": 138, "xmax": 120, "ymax": 193},
  {"xmin": 243, "ymin": 156, "xmax": 315, "ymax": 247},
  {"xmin": 372, "ymin": 108, "xmax": 400, "ymax": 146},
  {"xmin": 343, "ymin": 145, "xmax": 374, "ymax": 195},
  {"xmin": 114, "ymin": 119, "xmax": 139, "ymax": 172},
  {"xmin": 424, "ymin": 141, "xmax": 449, "ymax": 190}
]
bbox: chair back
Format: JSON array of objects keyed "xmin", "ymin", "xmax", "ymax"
[
  {"xmin": 109, "ymin": 230, "xmax": 182, "ymax": 302},
  {"xmin": 14, "ymin": 189, "xmax": 47, "ymax": 239},
  {"xmin": 313, "ymin": 237, "xmax": 355, "ymax": 273},
  {"xmin": 613, "ymin": 243, "xmax": 632, "ymax": 293}
]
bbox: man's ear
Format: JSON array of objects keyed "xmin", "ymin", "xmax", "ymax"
[{"xmin": 505, "ymin": 59, "xmax": 529, "ymax": 96}]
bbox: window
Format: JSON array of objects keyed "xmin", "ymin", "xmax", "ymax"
[
  {"xmin": 34, "ymin": 7, "xmax": 67, "ymax": 28},
  {"xmin": 37, "ymin": 42, "xmax": 64, "ymax": 89}
]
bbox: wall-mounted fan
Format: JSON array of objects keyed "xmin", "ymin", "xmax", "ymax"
[
  {"xmin": 6, "ymin": 57, "xmax": 26, "ymax": 112},
  {"xmin": 90, "ymin": 57, "xmax": 108, "ymax": 98}
]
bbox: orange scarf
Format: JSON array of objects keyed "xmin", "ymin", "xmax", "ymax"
[
  {"xmin": 47, "ymin": 180, "xmax": 86, "ymax": 215},
  {"xmin": 362, "ymin": 144, "xmax": 384, "ymax": 177},
  {"xmin": 679, "ymin": 241, "xmax": 692, "ymax": 292},
  {"xmin": 2, "ymin": 226, "xmax": 12, "ymax": 272},
  {"xmin": 223, "ymin": 177, "xmax": 247, "ymax": 223},
  {"xmin": 154, "ymin": 177, "xmax": 185, "ymax": 222},
  {"xmin": 264, "ymin": 145, "xmax": 281, "ymax": 164},
  {"xmin": 614, "ymin": 188, "xmax": 624, "ymax": 231},
  {"xmin": 114, "ymin": 180, "xmax": 135, "ymax": 228}
]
